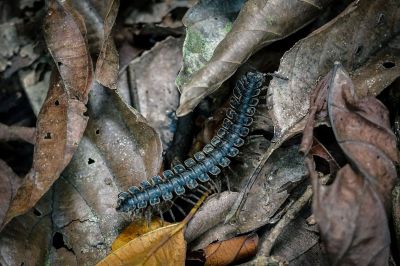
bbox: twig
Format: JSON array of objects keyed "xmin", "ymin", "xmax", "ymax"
[{"xmin": 0, "ymin": 123, "xmax": 36, "ymax": 144}]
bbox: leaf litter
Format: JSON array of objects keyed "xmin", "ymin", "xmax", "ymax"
[{"xmin": 0, "ymin": 0, "xmax": 399, "ymax": 265}]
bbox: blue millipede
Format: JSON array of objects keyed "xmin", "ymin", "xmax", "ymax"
[{"xmin": 116, "ymin": 71, "xmax": 265, "ymax": 213}]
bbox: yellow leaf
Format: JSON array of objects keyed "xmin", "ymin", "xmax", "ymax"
[
  {"xmin": 97, "ymin": 223, "xmax": 185, "ymax": 266},
  {"xmin": 112, "ymin": 218, "xmax": 169, "ymax": 251},
  {"xmin": 98, "ymin": 193, "xmax": 209, "ymax": 266}
]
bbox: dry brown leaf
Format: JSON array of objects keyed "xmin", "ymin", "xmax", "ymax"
[
  {"xmin": 3, "ymin": 71, "xmax": 89, "ymax": 228},
  {"xmin": 176, "ymin": 0, "xmax": 335, "ymax": 116},
  {"xmin": 306, "ymin": 64, "xmax": 398, "ymax": 265},
  {"xmin": 112, "ymin": 218, "xmax": 168, "ymax": 251},
  {"xmin": 0, "ymin": 0, "xmax": 94, "ymax": 228},
  {"xmin": 204, "ymin": 233, "xmax": 258, "ymax": 266},
  {"xmin": 95, "ymin": 0, "xmax": 120, "ymax": 89},
  {"xmin": 328, "ymin": 63, "xmax": 398, "ymax": 204}
]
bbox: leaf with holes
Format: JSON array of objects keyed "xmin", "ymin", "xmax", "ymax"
[
  {"xmin": 176, "ymin": 0, "xmax": 336, "ymax": 116},
  {"xmin": 48, "ymin": 84, "xmax": 162, "ymax": 265},
  {"xmin": 1, "ymin": 0, "xmax": 94, "ymax": 228}
]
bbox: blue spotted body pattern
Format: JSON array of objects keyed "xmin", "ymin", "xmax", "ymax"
[{"xmin": 116, "ymin": 72, "xmax": 265, "ymax": 213}]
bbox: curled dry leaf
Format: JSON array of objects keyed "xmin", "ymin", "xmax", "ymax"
[
  {"xmin": 3, "ymin": 71, "xmax": 89, "ymax": 228},
  {"xmin": 49, "ymin": 84, "xmax": 163, "ymax": 265},
  {"xmin": 307, "ymin": 64, "xmax": 399, "ymax": 265},
  {"xmin": 1, "ymin": 0, "xmax": 94, "ymax": 228},
  {"xmin": 203, "ymin": 233, "xmax": 258, "ymax": 266},
  {"xmin": 94, "ymin": 0, "xmax": 120, "ymax": 89},
  {"xmin": 175, "ymin": 0, "xmax": 245, "ymax": 88},
  {"xmin": 176, "ymin": 0, "xmax": 335, "ymax": 116},
  {"xmin": 269, "ymin": 0, "xmax": 400, "ymax": 142}
]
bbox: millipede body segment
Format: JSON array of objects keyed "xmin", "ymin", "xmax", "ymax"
[{"xmin": 116, "ymin": 71, "xmax": 265, "ymax": 213}]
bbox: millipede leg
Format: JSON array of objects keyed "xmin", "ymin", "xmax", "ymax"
[
  {"xmin": 168, "ymin": 208, "xmax": 176, "ymax": 222},
  {"xmin": 224, "ymin": 174, "xmax": 231, "ymax": 192},
  {"xmin": 145, "ymin": 209, "xmax": 152, "ymax": 229},
  {"xmin": 199, "ymin": 184, "xmax": 212, "ymax": 194},
  {"xmin": 158, "ymin": 207, "xmax": 165, "ymax": 226},
  {"xmin": 172, "ymin": 201, "xmax": 187, "ymax": 216},
  {"xmin": 180, "ymin": 196, "xmax": 196, "ymax": 206},
  {"xmin": 187, "ymin": 193, "xmax": 201, "ymax": 201}
]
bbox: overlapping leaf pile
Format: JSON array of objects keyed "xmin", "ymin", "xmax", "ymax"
[{"xmin": 0, "ymin": 0, "xmax": 399, "ymax": 265}]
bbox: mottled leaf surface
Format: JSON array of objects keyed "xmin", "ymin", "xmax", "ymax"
[{"xmin": 175, "ymin": 0, "xmax": 245, "ymax": 88}]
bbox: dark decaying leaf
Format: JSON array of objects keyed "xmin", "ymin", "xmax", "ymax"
[
  {"xmin": 0, "ymin": 160, "xmax": 22, "ymax": 228},
  {"xmin": 1, "ymin": 0, "xmax": 94, "ymax": 228},
  {"xmin": 49, "ymin": 84, "xmax": 162, "ymax": 265},
  {"xmin": 269, "ymin": 0, "xmax": 400, "ymax": 142},
  {"xmin": 203, "ymin": 233, "xmax": 258, "ymax": 266},
  {"xmin": 351, "ymin": 35, "xmax": 400, "ymax": 98},
  {"xmin": 306, "ymin": 64, "xmax": 398, "ymax": 265},
  {"xmin": 176, "ymin": 0, "xmax": 335, "ymax": 116},
  {"xmin": 121, "ymin": 37, "xmax": 183, "ymax": 149}
]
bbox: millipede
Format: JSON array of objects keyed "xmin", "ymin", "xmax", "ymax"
[{"xmin": 116, "ymin": 71, "xmax": 266, "ymax": 216}]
